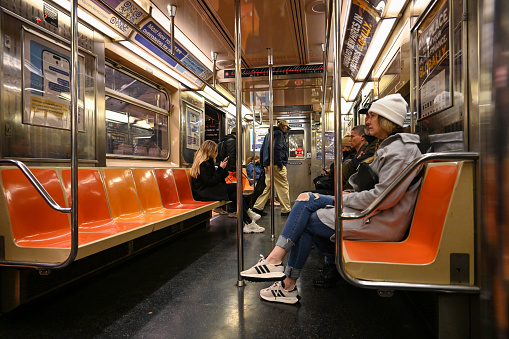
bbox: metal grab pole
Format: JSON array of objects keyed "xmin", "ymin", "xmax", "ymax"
[
  {"xmin": 169, "ymin": 5, "xmax": 177, "ymax": 55},
  {"xmin": 212, "ymin": 52, "xmax": 218, "ymax": 88},
  {"xmin": 321, "ymin": 43, "xmax": 327, "ymax": 171},
  {"xmin": 268, "ymin": 49, "xmax": 275, "ymax": 238},
  {"xmin": 332, "ymin": 0, "xmax": 343, "ymax": 274},
  {"xmin": 234, "ymin": 0, "xmax": 245, "ymax": 287}
]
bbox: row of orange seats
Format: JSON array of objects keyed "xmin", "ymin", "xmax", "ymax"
[{"xmin": 0, "ymin": 167, "xmax": 223, "ymax": 263}]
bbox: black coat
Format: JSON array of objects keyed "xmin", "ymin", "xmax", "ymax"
[
  {"xmin": 191, "ymin": 158, "xmax": 229, "ymax": 201},
  {"xmin": 217, "ymin": 134, "xmax": 237, "ymax": 172}
]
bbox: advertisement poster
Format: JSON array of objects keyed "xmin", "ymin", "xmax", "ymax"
[
  {"xmin": 23, "ymin": 31, "xmax": 85, "ymax": 131},
  {"xmin": 134, "ymin": 19, "xmax": 212, "ymax": 87},
  {"xmin": 342, "ymin": 0, "xmax": 379, "ymax": 79},
  {"xmin": 418, "ymin": 0, "xmax": 451, "ymax": 119},
  {"xmin": 316, "ymin": 132, "xmax": 335, "ymax": 160},
  {"xmin": 186, "ymin": 108, "xmax": 200, "ymax": 150},
  {"xmin": 79, "ymin": 0, "xmax": 147, "ymax": 38}
]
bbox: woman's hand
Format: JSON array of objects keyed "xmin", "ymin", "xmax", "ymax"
[{"xmin": 220, "ymin": 157, "xmax": 228, "ymax": 168}]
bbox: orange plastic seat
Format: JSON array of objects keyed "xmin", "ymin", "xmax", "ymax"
[
  {"xmin": 131, "ymin": 169, "xmax": 192, "ymax": 217},
  {"xmin": 102, "ymin": 169, "xmax": 169, "ymax": 223},
  {"xmin": 1, "ymin": 168, "xmax": 105, "ymax": 248},
  {"xmin": 154, "ymin": 168, "xmax": 212, "ymax": 209},
  {"xmin": 171, "ymin": 169, "xmax": 217, "ymax": 206},
  {"xmin": 343, "ymin": 164, "xmax": 459, "ymax": 264},
  {"xmin": 61, "ymin": 169, "xmax": 145, "ymax": 234}
]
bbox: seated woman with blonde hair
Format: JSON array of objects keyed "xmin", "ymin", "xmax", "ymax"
[{"xmin": 190, "ymin": 140, "xmax": 263, "ymax": 233}]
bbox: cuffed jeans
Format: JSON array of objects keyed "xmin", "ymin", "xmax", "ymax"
[{"xmin": 275, "ymin": 192, "xmax": 335, "ymax": 280}]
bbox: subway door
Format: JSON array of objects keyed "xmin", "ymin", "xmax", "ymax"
[{"xmin": 286, "ymin": 121, "xmax": 313, "ymax": 202}]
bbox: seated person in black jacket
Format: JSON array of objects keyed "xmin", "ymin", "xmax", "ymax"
[{"xmin": 190, "ymin": 140, "xmax": 264, "ymax": 234}]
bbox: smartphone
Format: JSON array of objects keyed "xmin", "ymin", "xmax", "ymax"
[{"xmin": 42, "ymin": 50, "xmax": 70, "ymax": 95}]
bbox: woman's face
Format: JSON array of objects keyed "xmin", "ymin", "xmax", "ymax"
[{"xmin": 365, "ymin": 112, "xmax": 388, "ymax": 140}]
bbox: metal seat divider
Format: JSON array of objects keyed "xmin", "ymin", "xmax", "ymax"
[{"xmin": 0, "ymin": 0, "xmax": 80, "ymax": 272}]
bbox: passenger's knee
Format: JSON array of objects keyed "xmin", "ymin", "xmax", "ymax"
[{"xmin": 296, "ymin": 192, "xmax": 310, "ymax": 201}]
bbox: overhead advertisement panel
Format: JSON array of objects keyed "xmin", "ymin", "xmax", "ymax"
[
  {"xmin": 342, "ymin": 0, "xmax": 379, "ymax": 79},
  {"xmin": 79, "ymin": 0, "xmax": 148, "ymax": 38},
  {"xmin": 132, "ymin": 19, "xmax": 212, "ymax": 87}
]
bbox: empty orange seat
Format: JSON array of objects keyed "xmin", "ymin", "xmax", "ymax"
[
  {"xmin": 131, "ymin": 169, "xmax": 192, "ymax": 218},
  {"xmin": 170, "ymin": 169, "xmax": 217, "ymax": 206},
  {"xmin": 61, "ymin": 169, "xmax": 145, "ymax": 234},
  {"xmin": 1, "ymin": 168, "xmax": 105, "ymax": 248},
  {"xmin": 343, "ymin": 164, "xmax": 459, "ymax": 264},
  {"xmin": 102, "ymin": 169, "xmax": 169, "ymax": 223},
  {"xmin": 154, "ymin": 168, "xmax": 213, "ymax": 209}
]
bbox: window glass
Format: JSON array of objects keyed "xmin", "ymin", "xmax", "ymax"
[
  {"xmin": 105, "ymin": 65, "xmax": 168, "ymax": 110},
  {"xmin": 105, "ymin": 96, "xmax": 169, "ymax": 158},
  {"xmin": 287, "ymin": 130, "xmax": 305, "ymax": 158}
]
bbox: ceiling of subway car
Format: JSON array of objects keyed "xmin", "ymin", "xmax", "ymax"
[{"xmin": 153, "ymin": 0, "xmax": 333, "ymax": 119}]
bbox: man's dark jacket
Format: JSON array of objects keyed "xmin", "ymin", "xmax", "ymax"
[
  {"xmin": 260, "ymin": 126, "xmax": 288, "ymax": 168},
  {"xmin": 217, "ymin": 134, "xmax": 237, "ymax": 172}
]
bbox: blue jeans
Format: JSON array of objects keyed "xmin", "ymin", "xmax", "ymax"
[{"xmin": 275, "ymin": 192, "xmax": 335, "ymax": 280}]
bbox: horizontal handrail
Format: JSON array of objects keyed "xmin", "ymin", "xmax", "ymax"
[
  {"xmin": 0, "ymin": 159, "xmax": 70, "ymax": 213},
  {"xmin": 341, "ymin": 152, "xmax": 479, "ymax": 221},
  {"xmin": 336, "ymin": 152, "xmax": 480, "ymax": 293}
]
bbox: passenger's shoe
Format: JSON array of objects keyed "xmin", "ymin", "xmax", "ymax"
[
  {"xmin": 228, "ymin": 212, "xmax": 238, "ymax": 218},
  {"xmin": 252, "ymin": 208, "xmax": 267, "ymax": 216},
  {"xmin": 312, "ymin": 263, "xmax": 341, "ymax": 287},
  {"xmin": 243, "ymin": 221, "xmax": 265, "ymax": 233},
  {"xmin": 213, "ymin": 208, "xmax": 228, "ymax": 215},
  {"xmin": 272, "ymin": 200, "xmax": 280, "ymax": 206},
  {"xmin": 260, "ymin": 281, "xmax": 300, "ymax": 304},
  {"xmin": 281, "ymin": 211, "xmax": 290, "ymax": 217},
  {"xmin": 247, "ymin": 208, "xmax": 261, "ymax": 222},
  {"xmin": 241, "ymin": 254, "xmax": 285, "ymax": 281}
]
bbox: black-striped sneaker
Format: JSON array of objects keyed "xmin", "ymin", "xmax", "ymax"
[
  {"xmin": 259, "ymin": 281, "xmax": 300, "ymax": 304},
  {"xmin": 240, "ymin": 255, "xmax": 285, "ymax": 281}
]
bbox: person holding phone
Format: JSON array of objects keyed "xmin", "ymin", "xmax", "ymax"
[{"xmin": 190, "ymin": 140, "xmax": 264, "ymax": 233}]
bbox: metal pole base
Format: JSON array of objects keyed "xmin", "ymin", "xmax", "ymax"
[{"xmin": 236, "ymin": 279, "xmax": 246, "ymax": 287}]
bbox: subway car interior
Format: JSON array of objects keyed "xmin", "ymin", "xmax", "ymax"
[{"xmin": 0, "ymin": 0, "xmax": 507, "ymax": 338}]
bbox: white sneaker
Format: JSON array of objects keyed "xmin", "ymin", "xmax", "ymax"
[
  {"xmin": 247, "ymin": 208, "xmax": 261, "ymax": 222},
  {"xmin": 243, "ymin": 221, "xmax": 265, "ymax": 234},
  {"xmin": 260, "ymin": 281, "xmax": 300, "ymax": 304},
  {"xmin": 241, "ymin": 254, "xmax": 284, "ymax": 281}
]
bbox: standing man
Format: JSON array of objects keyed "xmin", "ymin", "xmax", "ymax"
[
  {"xmin": 217, "ymin": 127, "xmax": 242, "ymax": 174},
  {"xmin": 251, "ymin": 120, "xmax": 292, "ymax": 217}
]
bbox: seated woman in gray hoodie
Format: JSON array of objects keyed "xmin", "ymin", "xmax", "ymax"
[{"xmin": 240, "ymin": 93, "xmax": 422, "ymax": 304}]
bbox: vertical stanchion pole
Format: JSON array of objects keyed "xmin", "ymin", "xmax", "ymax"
[
  {"xmin": 235, "ymin": 0, "xmax": 245, "ymax": 286},
  {"xmin": 268, "ymin": 49, "xmax": 275, "ymax": 238},
  {"xmin": 333, "ymin": 0, "xmax": 343, "ymax": 272},
  {"xmin": 212, "ymin": 52, "xmax": 218, "ymax": 88},
  {"xmin": 321, "ymin": 43, "xmax": 327, "ymax": 172},
  {"xmin": 69, "ymin": 0, "xmax": 79, "ymax": 261},
  {"xmin": 170, "ymin": 5, "xmax": 177, "ymax": 55}
]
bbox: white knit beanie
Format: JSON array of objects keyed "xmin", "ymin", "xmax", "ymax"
[{"xmin": 368, "ymin": 93, "xmax": 408, "ymax": 127}]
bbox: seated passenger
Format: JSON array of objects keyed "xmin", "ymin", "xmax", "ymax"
[
  {"xmin": 342, "ymin": 124, "xmax": 378, "ymax": 189},
  {"xmin": 241, "ymin": 93, "xmax": 422, "ymax": 303},
  {"xmin": 246, "ymin": 155, "xmax": 262, "ymax": 185},
  {"xmin": 341, "ymin": 134, "xmax": 355, "ymax": 162},
  {"xmin": 190, "ymin": 140, "xmax": 264, "ymax": 233}
]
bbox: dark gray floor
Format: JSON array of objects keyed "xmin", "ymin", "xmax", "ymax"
[{"xmin": 0, "ymin": 207, "xmax": 435, "ymax": 338}]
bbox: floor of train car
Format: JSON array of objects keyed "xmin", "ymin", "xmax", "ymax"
[{"xmin": 0, "ymin": 206, "xmax": 435, "ymax": 338}]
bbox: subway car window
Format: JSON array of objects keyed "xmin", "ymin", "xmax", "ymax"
[
  {"xmin": 287, "ymin": 130, "xmax": 305, "ymax": 158},
  {"xmin": 104, "ymin": 66, "xmax": 168, "ymax": 110},
  {"xmin": 105, "ymin": 66, "xmax": 169, "ymax": 159}
]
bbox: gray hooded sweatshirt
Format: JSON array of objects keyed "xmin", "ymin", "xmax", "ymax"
[{"xmin": 316, "ymin": 133, "xmax": 422, "ymax": 241}]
